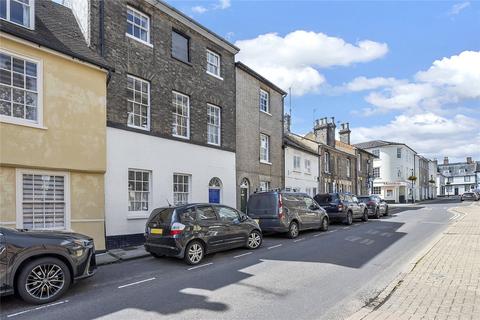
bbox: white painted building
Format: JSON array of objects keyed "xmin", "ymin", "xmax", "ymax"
[
  {"xmin": 105, "ymin": 128, "xmax": 236, "ymax": 244},
  {"xmin": 354, "ymin": 140, "xmax": 418, "ymax": 203},
  {"xmin": 428, "ymin": 160, "xmax": 438, "ymax": 199},
  {"xmin": 284, "ymin": 133, "xmax": 320, "ymax": 197},
  {"xmin": 437, "ymin": 157, "xmax": 478, "ymax": 196}
]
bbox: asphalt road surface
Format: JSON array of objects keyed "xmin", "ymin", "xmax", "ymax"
[{"xmin": 0, "ymin": 198, "xmax": 469, "ymax": 320}]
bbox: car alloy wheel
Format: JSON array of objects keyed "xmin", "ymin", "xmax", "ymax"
[
  {"xmin": 247, "ymin": 230, "xmax": 262, "ymax": 249},
  {"xmin": 320, "ymin": 217, "xmax": 329, "ymax": 231},
  {"xmin": 362, "ymin": 210, "xmax": 369, "ymax": 222},
  {"xmin": 185, "ymin": 241, "xmax": 204, "ymax": 265},
  {"xmin": 26, "ymin": 264, "xmax": 65, "ymax": 301},
  {"xmin": 288, "ymin": 222, "xmax": 299, "ymax": 239},
  {"xmin": 345, "ymin": 212, "xmax": 353, "ymax": 225}
]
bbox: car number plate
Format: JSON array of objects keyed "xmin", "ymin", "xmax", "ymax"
[{"xmin": 150, "ymin": 228, "xmax": 163, "ymax": 235}]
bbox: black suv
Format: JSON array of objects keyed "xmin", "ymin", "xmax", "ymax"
[
  {"xmin": 246, "ymin": 191, "xmax": 329, "ymax": 239},
  {"xmin": 314, "ymin": 193, "xmax": 368, "ymax": 225},
  {"xmin": 357, "ymin": 195, "xmax": 389, "ymax": 218},
  {"xmin": 144, "ymin": 204, "xmax": 262, "ymax": 265},
  {"xmin": 0, "ymin": 227, "xmax": 96, "ymax": 304}
]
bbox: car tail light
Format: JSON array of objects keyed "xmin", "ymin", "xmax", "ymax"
[
  {"xmin": 170, "ymin": 222, "xmax": 186, "ymax": 236},
  {"xmin": 337, "ymin": 204, "xmax": 343, "ymax": 212},
  {"xmin": 278, "ymin": 194, "xmax": 285, "ymax": 219}
]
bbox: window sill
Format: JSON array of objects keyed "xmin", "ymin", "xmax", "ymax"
[
  {"xmin": 0, "ymin": 117, "xmax": 47, "ymax": 130},
  {"xmin": 126, "ymin": 33, "xmax": 153, "ymax": 48},
  {"xmin": 260, "ymin": 110, "xmax": 272, "ymax": 116},
  {"xmin": 260, "ymin": 160, "xmax": 272, "ymax": 165},
  {"xmin": 127, "ymin": 124, "xmax": 150, "ymax": 131},
  {"xmin": 206, "ymin": 71, "xmax": 223, "ymax": 81},
  {"xmin": 172, "ymin": 134, "xmax": 190, "ymax": 140},
  {"xmin": 127, "ymin": 212, "xmax": 150, "ymax": 220},
  {"xmin": 207, "ymin": 142, "xmax": 221, "ymax": 147},
  {"xmin": 293, "ymin": 169, "xmax": 301, "ymax": 173}
]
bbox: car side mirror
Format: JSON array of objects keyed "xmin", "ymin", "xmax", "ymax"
[{"xmin": 240, "ymin": 215, "xmax": 248, "ymax": 222}]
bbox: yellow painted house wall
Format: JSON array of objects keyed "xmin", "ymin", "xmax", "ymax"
[{"xmin": 0, "ymin": 36, "xmax": 107, "ymax": 250}]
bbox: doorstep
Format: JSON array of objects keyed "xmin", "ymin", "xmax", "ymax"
[{"xmin": 95, "ymin": 245, "xmax": 149, "ymax": 266}]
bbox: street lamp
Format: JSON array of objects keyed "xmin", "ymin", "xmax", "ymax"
[{"xmin": 408, "ymin": 169, "xmax": 417, "ymax": 204}]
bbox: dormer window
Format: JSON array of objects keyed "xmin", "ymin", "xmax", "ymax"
[{"xmin": 0, "ymin": 0, "xmax": 35, "ymax": 29}]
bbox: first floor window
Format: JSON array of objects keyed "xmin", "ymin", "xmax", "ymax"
[
  {"xmin": 373, "ymin": 167, "xmax": 380, "ymax": 178},
  {"xmin": 305, "ymin": 159, "xmax": 311, "ymax": 173},
  {"xmin": 1, "ymin": 0, "xmax": 34, "ymax": 29},
  {"xmin": 21, "ymin": 173, "xmax": 66, "ymax": 230},
  {"xmin": 324, "ymin": 152, "xmax": 330, "ymax": 173},
  {"xmin": 127, "ymin": 75, "xmax": 150, "ymax": 129},
  {"xmin": 260, "ymin": 133, "xmax": 270, "ymax": 163},
  {"xmin": 293, "ymin": 155, "xmax": 301, "ymax": 170},
  {"xmin": 207, "ymin": 104, "xmax": 221, "ymax": 145},
  {"xmin": 128, "ymin": 169, "xmax": 150, "ymax": 211},
  {"xmin": 372, "ymin": 187, "xmax": 381, "ymax": 195},
  {"xmin": 172, "ymin": 91, "xmax": 190, "ymax": 138},
  {"xmin": 464, "ymin": 176, "xmax": 471, "ymax": 182},
  {"xmin": 0, "ymin": 51, "xmax": 38, "ymax": 122},
  {"xmin": 259, "ymin": 181, "xmax": 270, "ymax": 192},
  {"xmin": 346, "ymin": 159, "xmax": 351, "ymax": 177},
  {"xmin": 173, "ymin": 174, "xmax": 190, "ymax": 205}
]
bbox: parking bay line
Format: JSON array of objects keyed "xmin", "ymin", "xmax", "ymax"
[
  {"xmin": 7, "ymin": 300, "xmax": 69, "ymax": 318},
  {"xmin": 234, "ymin": 252, "xmax": 252, "ymax": 259},
  {"xmin": 293, "ymin": 238, "xmax": 305, "ymax": 242},
  {"xmin": 118, "ymin": 277, "xmax": 156, "ymax": 288},
  {"xmin": 187, "ymin": 262, "xmax": 213, "ymax": 271},
  {"xmin": 267, "ymin": 244, "xmax": 282, "ymax": 250}
]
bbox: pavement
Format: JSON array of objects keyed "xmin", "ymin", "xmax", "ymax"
[
  {"xmin": 96, "ymin": 245, "xmax": 149, "ymax": 265},
  {"xmin": 349, "ymin": 201, "xmax": 480, "ymax": 320},
  {"xmin": 1, "ymin": 198, "xmax": 466, "ymax": 320}
]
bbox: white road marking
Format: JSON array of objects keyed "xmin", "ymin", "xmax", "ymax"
[
  {"xmin": 342, "ymin": 227, "xmax": 351, "ymax": 230},
  {"xmin": 345, "ymin": 236, "xmax": 362, "ymax": 242},
  {"xmin": 187, "ymin": 263, "xmax": 213, "ymax": 271},
  {"xmin": 328, "ymin": 229, "xmax": 338, "ymax": 233},
  {"xmin": 118, "ymin": 277, "xmax": 156, "ymax": 288},
  {"xmin": 7, "ymin": 300, "xmax": 69, "ymax": 318},
  {"xmin": 234, "ymin": 252, "xmax": 252, "ymax": 259},
  {"xmin": 313, "ymin": 233, "xmax": 323, "ymax": 237},
  {"xmin": 267, "ymin": 244, "xmax": 282, "ymax": 250},
  {"xmin": 293, "ymin": 238, "xmax": 305, "ymax": 242}
]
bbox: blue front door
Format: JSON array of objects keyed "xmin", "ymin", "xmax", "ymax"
[{"xmin": 209, "ymin": 189, "xmax": 220, "ymax": 203}]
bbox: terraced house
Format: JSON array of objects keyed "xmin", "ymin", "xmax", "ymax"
[
  {"xmin": 83, "ymin": 0, "xmax": 239, "ymax": 248},
  {"xmin": 0, "ymin": 0, "xmax": 109, "ymax": 249}
]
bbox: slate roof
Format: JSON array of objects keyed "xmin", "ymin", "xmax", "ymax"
[
  {"xmin": 353, "ymin": 140, "xmax": 417, "ymax": 154},
  {"xmin": 284, "ymin": 133, "xmax": 319, "ymax": 156},
  {"xmin": 0, "ymin": 0, "xmax": 110, "ymax": 70},
  {"xmin": 437, "ymin": 161, "xmax": 479, "ymax": 177}
]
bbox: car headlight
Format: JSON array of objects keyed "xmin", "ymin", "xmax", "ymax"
[{"xmin": 62, "ymin": 239, "xmax": 93, "ymax": 256}]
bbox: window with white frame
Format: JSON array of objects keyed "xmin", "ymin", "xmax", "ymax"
[
  {"xmin": 305, "ymin": 159, "xmax": 311, "ymax": 174},
  {"xmin": 0, "ymin": 51, "xmax": 39, "ymax": 123},
  {"xmin": 464, "ymin": 176, "xmax": 471, "ymax": 182},
  {"xmin": 346, "ymin": 159, "xmax": 351, "ymax": 177},
  {"xmin": 372, "ymin": 187, "xmax": 381, "ymax": 195},
  {"xmin": 20, "ymin": 173, "xmax": 67, "ymax": 230},
  {"xmin": 324, "ymin": 152, "xmax": 330, "ymax": 173},
  {"xmin": 207, "ymin": 104, "xmax": 221, "ymax": 145},
  {"xmin": 260, "ymin": 133, "xmax": 270, "ymax": 163},
  {"xmin": 173, "ymin": 174, "xmax": 190, "ymax": 205},
  {"xmin": 126, "ymin": 6, "xmax": 150, "ymax": 44},
  {"xmin": 259, "ymin": 181, "xmax": 270, "ymax": 192},
  {"xmin": 172, "ymin": 91, "xmax": 190, "ymax": 138},
  {"xmin": 206, "ymin": 49, "xmax": 220, "ymax": 77},
  {"xmin": 259, "ymin": 89, "xmax": 269, "ymax": 113},
  {"xmin": 127, "ymin": 75, "xmax": 150, "ymax": 129},
  {"xmin": 128, "ymin": 169, "xmax": 150, "ymax": 212},
  {"xmin": 293, "ymin": 155, "xmax": 301, "ymax": 171},
  {"xmin": 0, "ymin": 0, "xmax": 34, "ymax": 29},
  {"xmin": 372, "ymin": 149, "xmax": 380, "ymax": 157},
  {"xmin": 373, "ymin": 167, "xmax": 380, "ymax": 178}
]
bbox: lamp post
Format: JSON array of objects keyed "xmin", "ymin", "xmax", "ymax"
[{"xmin": 408, "ymin": 169, "xmax": 417, "ymax": 204}]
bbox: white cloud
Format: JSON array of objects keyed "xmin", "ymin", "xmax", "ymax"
[
  {"xmin": 192, "ymin": 0, "xmax": 231, "ymax": 14},
  {"xmin": 192, "ymin": 6, "xmax": 207, "ymax": 14},
  {"xmin": 235, "ymin": 31, "xmax": 388, "ymax": 96},
  {"xmin": 449, "ymin": 2, "xmax": 470, "ymax": 15},
  {"xmin": 352, "ymin": 113, "xmax": 480, "ymax": 161},
  {"xmin": 345, "ymin": 76, "xmax": 406, "ymax": 92}
]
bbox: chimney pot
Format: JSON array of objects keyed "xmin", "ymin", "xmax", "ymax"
[{"xmin": 443, "ymin": 156, "xmax": 449, "ymax": 165}]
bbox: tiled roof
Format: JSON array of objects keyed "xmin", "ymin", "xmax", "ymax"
[
  {"xmin": 284, "ymin": 133, "xmax": 319, "ymax": 155},
  {"xmin": 353, "ymin": 140, "xmax": 417, "ymax": 154},
  {"xmin": 0, "ymin": 0, "xmax": 110, "ymax": 70}
]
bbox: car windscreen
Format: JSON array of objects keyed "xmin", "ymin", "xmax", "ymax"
[
  {"xmin": 357, "ymin": 196, "xmax": 370, "ymax": 203},
  {"xmin": 247, "ymin": 193, "xmax": 277, "ymax": 217},
  {"xmin": 463, "ymin": 193, "xmax": 473, "ymax": 196},
  {"xmin": 148, "ymin": 208, "xmax": 175, "ymax": 225}
]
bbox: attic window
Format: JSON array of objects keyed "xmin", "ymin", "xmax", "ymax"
[{"xmin": 0, "ymin": 0, "xmax": 35, "ymax": 29}]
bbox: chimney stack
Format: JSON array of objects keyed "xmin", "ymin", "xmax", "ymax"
[
  {"xmin": 314, "ymin": 117, "xmax": 336, "ymax": 147},
  {"xmin": 466, "ymin": 157, "xmax": 472, "ymax": 164},
  {"xmin": 283, "ymin": 113, "xmax": 291, "ymax": 133},
  {"xmin": 443, "ymin": 156, "xmax": 449, "ymax": 165},
  {"xmin": 339, "ymin": 122, "xmax": 351, "ymax": 145}
]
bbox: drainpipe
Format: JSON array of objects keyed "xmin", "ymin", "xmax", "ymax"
[{"xmin": 99, "ymin": 0, "xmax": 105, "ymax": 57}]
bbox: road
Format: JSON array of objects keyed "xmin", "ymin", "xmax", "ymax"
[{"xmin": 0, "ymin": 198, "xmax": 468, "ymax": 320}]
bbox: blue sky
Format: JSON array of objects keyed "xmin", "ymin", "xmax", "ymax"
[{"xmin": 167, "ymin": 0, "xmax": 480, "ymax": 162}]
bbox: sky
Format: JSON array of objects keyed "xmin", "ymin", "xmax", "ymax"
[{"xmin": 166, "ymin": 0, "xmax": 480, "ymax": 162}]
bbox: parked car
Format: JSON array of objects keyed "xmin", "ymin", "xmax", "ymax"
[
  {"xmin": 314, "ymin": 193, "xmax": 369, "ymax": 225},
  {"xmin": 461, "ymin": 192, "xmax": 479, "ymax": 201},
  {"xmin": 357, "ymin": 195, "xmax": 389, "ymax": 218},
  {"xmin": 246, "ymin": 191, "xmax": 329, "ymax": 239},
  {"xmin": 144, "ymin": 204, "xmax": 262, "ymax": 265},
  {"xmin": 0, "ymin": 227, "xmax": 96, "ymax": 304}
]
